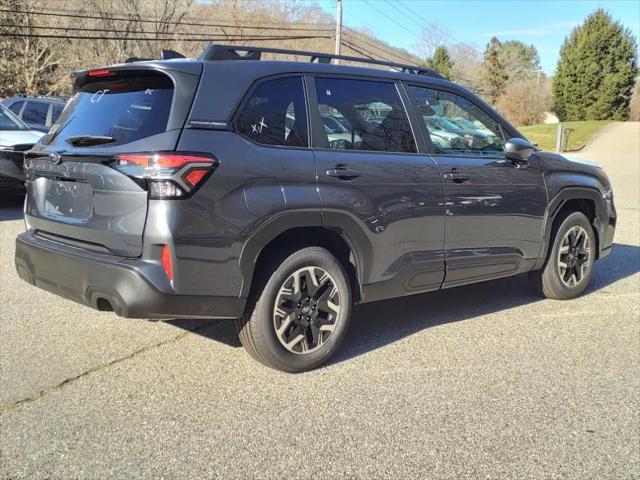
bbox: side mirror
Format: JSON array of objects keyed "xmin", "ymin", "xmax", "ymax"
[{"xmin": 505, "ymin": 137, "xmax": 534, "ymax": 166}]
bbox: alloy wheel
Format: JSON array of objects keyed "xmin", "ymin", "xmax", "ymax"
[
  {"xmin": 273, "ymin": 266, "xmax": 341, "ymax": 354},
  {"xmin": 557, "ymin": 226, "xmax": 591, "ymax": 288}
]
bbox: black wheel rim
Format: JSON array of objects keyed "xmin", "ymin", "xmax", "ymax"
[
  {"xmin": 273, "ymin": 266, "xmax": 341, "ymax": 354},
  {"xmin": 557, "ymin": 226, "xmax": 591, "ymax": 288}
]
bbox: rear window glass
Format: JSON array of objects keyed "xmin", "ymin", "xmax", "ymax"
[
  {"xmin": 48, "ymin": 72, "xmax": 173, "ymax": 146},
  {"xmin": 23, "ymin": 102, "xmax": 49, "ymax": 124}
]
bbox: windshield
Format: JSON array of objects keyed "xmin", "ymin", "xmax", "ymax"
[
  {"xmin": 0, "ymin": 105, "xmax": 29, "ymax": 131},
  {"xmin": 46, "ymin": 71, "xmax": 173, "ymax": 146}
]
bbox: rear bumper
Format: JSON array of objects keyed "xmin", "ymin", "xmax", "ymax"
[{"xmin": 15, "ymin": 232, "xmax": 245, "ymax": 319}]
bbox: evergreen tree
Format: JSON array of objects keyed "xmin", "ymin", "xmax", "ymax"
[
  {"xmin": 480, "ymin": 37, "xmax": 508, "ymax": 104},
  {"xmin": 553, "ymin": 9, "xmax": 638, "ymax": 121},
  {"xmin": 497, "ymin": 40, "xmax": 541, "ymax": 80},
  {"xmin": 426, "ymin": 46, "xmax": 454, "ymax": 80}
]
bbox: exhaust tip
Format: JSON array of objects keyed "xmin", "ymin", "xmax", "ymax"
[{"xmin": 96, "ymin": 298, "xmax": 114, "ymax": 312}]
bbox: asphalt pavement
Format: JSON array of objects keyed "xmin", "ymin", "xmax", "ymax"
[{"xmin": 1, "ymin": 123, "xmax": 638, "ymax": 479}]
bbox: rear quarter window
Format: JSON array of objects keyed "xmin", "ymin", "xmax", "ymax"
[
  {"xmin": 51, "ymin": 103, "xmax": 64, "ymax": 124},
  {"xmin": 8, "ymin": 101, "xmax": 24, "ymax": 115},
  {"xmin": 49, "ymin": 72, "xmax": 173, "ymax": 146}
]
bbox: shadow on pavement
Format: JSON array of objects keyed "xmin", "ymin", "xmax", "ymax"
[
  {"xmin": 172, "ymin": 242, "xmax": 640, "ymax": 363},
  {"xmin": 0, "ymin": 193, "xmax": 24, "ymax": 221}
]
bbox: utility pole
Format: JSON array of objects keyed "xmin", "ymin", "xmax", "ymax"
[{"xmin": 334, "ymin": 0, "xmax": 342, "ymax": 64}]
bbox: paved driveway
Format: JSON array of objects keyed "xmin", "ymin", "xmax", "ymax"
[{"xmin": 1, "ymin": 123, "xmax": 638, "ymax": 479}]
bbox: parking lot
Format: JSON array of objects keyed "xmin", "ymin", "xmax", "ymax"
[{"xmin": 1, "ymin": 122, "xmax": 638, "ymax": 479}]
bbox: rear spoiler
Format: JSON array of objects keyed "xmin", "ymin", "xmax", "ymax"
[{"xmin": 124, "ymin": 49, "xmax": 185, "ymax": 64}]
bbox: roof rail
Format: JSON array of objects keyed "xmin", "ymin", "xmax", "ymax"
[{"xmin": 199, "ymin": 44, "xmax": 443, "ymax": 78}]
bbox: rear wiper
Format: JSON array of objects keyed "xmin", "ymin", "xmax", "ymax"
[{"xmin": 65, "ymin": 135, "xmax": 116, "ymax": 147}]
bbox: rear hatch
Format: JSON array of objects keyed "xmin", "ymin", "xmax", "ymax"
[{"xmin": 24, "ymin": 64, "xmax": 201, "ymax": 257}]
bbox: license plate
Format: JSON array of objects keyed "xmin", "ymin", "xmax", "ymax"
[{"xmin": 43, "ymin": 180, "xmax": 93, "ymax": 221}]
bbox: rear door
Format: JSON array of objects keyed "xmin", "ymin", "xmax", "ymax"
[
  {"xmin": 24, "ymin": 66, "xmax": 201, "ymax": 257},
  {"xmin": 310, "ymin": 76, "xmax": 445, "ymax": 301},
  {"xmin": 406, "ymin": 85, "xmax": 547, "ymax": 288}
]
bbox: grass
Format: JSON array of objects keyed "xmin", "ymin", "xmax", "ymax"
[{"xmin": 519, "ymin": 120, "xmax": 612, "ymax": 152}]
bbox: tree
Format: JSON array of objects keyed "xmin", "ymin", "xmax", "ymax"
[
  {"xmin": 496, "ymin": 78, "xmax": 551, "ymax": 126},
  {"xmin": 553, "ymin": 9, "xmax": 638, "ymax": 121},
  {"xmin": 425, "ymin": 46, "xmax": 454, "ymax": 80},
  {"xmin": 480, "ymin": 36, "xmax": 508, "ymax": 104},
  {"xmin": 497, "ymin": 40, "xmax": 541, "ymax": 80},
  {"xmin": 449, "ymin": 43, "xmax": 482, "ymax": 90},
  {"xmin": 0, "ymin": 0, "xmax": 63, "ymax": 96}
]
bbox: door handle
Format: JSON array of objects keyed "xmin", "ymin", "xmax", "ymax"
[
  {"xmin": 443, "ymin": 171, "xmax": 470, "ymax": 183},
  {"xmin": 326, "ymin": 166, "xmax": 361, "ymax": 180}
]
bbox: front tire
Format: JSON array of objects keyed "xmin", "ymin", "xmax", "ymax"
[
  {"xmin": 237, "ymin": 247, "xmax": 352, "ymax": 373},
  {"xmin": 530, "ymin": 211, "xmax": 595, "ymax": 300}
]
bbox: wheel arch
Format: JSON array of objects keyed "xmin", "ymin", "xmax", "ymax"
[
  {"xmin": 238, "ymin": 212, "xmax": 373, "ymax": 302},
  {"xmin": 538, "ymin": 187, "xmax": 606, "ymax": 268}
]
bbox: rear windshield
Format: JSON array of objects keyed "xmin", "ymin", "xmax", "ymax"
[{"xmin": 47, "ymin": 72, "xmax": 173, "ymax": 146}]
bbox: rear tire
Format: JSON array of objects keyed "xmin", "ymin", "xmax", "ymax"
[
  {"xmin": 237, "ymin": 247, "xmax": 352, "ymax": 373},
  {"xmin": 530, "ymin": 211, "xmax": 595, "ymax": 300}
]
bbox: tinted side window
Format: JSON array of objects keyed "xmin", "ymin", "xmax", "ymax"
[
  {"xmin": 236, "ymin": 77, "xmax": 308, "ymax": 147},
  {"xmin": 314, "ymin": 78, "xmax": 416, "ymax": 153},
  {"xmin": 407, "ymin": 86, "xmax": 506, "ymax": 156},
  {"xmin": 22, "ymin": 101, "xmax": 49, "ymax": 124},
  {"xmin": 9, "ymin": 101, "xmax": 24, "ymax": 115},
  {"xmin": 51, "ymin": 103, "xmax": 64, "ymax": 124}
]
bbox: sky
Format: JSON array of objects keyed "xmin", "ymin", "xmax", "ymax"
[{"xmin": 315, "ymin": 0, "xmax": 640, "ymax": 74}]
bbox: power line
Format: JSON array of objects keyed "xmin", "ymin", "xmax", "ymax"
[
  {"xmin": 343, "ymin": 27, "xmax": 420, "ymax": 65},
  {"xmin": 396, "ymin": 0, "xmax": 467, "ymax": 47},
  {"xmin": 361, "ymin": 0, "xmax": 422, "ymax": 41},
  {"xmin": 0, "ymin": 8, "xmax": 334, "ymax": 32},
  {"xmin": 0, "ymin": 23, "xmax": 326, "ymax": 40},
  {"xmin": 0, "ymin": 32, "xmax": 327, "ymax": 42},
  {"xmin": 382, "ymin": 0, "xmax": 427, "ymax": 33}
]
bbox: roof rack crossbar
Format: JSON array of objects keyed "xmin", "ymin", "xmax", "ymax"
[{"xmin": 199, "ymin": 44, "xmax": 443, "ymax": 78}]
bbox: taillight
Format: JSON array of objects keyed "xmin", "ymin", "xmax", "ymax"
[{"xmin": 113, "ymin": 152, "xmax": 217, "ymax": 199}]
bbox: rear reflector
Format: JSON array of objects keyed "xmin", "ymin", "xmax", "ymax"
[
  {"xmin": 113, "ymin": 152, "xmax": 217, "ymax": 199},
  {"xmin": 183, "ymin": 168, "xmax": 209, "ymax": 187},
  {"xmin": 161, "ymin": 245, "xmax": 173, "ymax": 281}
]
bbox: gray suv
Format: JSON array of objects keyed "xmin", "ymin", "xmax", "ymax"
[{"xmin": 14, "ymin": 45, "xmax": 616, "ymax": 372}]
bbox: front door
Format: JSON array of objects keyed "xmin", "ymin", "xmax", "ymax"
[
  {"xmin": 310, "ymin": 76, "xmax": 445, "ymax": 302},
  {"xmin": 405, "ymin": 85, "xmax": 547, "ymax": 288}
]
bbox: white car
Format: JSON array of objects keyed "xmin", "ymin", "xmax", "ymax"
[
  {"xmin": 0, "ymin": 105, "xmax": 45, "ymax": 190},
  {"xmin": 423, "ymin": 116, "xmax": 465, "ymax": 149}
]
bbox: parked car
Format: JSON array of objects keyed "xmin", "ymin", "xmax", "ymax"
[
  {"xmin": 426, "ymin": 115, "xmax": 496, "ymax": 150},
  {"xmin": 449, "ymin": 116, "xmax": 495, "ymax": 137},
  {"xmin": 423, "ymin": 116, "xmax": 465, "ymax": 150},
  {"xmin": 0, "ymin": 105, "xmax": 45, "ymax": 191},
  {"xmin": 15, "ymin": 45, "xmax": 616, "ymax": 372},
  {"xmin": 1, "ymin": 94, "xmax": 68, "ymax": 133}
]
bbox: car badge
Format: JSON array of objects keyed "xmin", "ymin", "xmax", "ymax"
[{"xmin": 48, "ymin": 152, "xmax": 62, "ymax": 164}]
